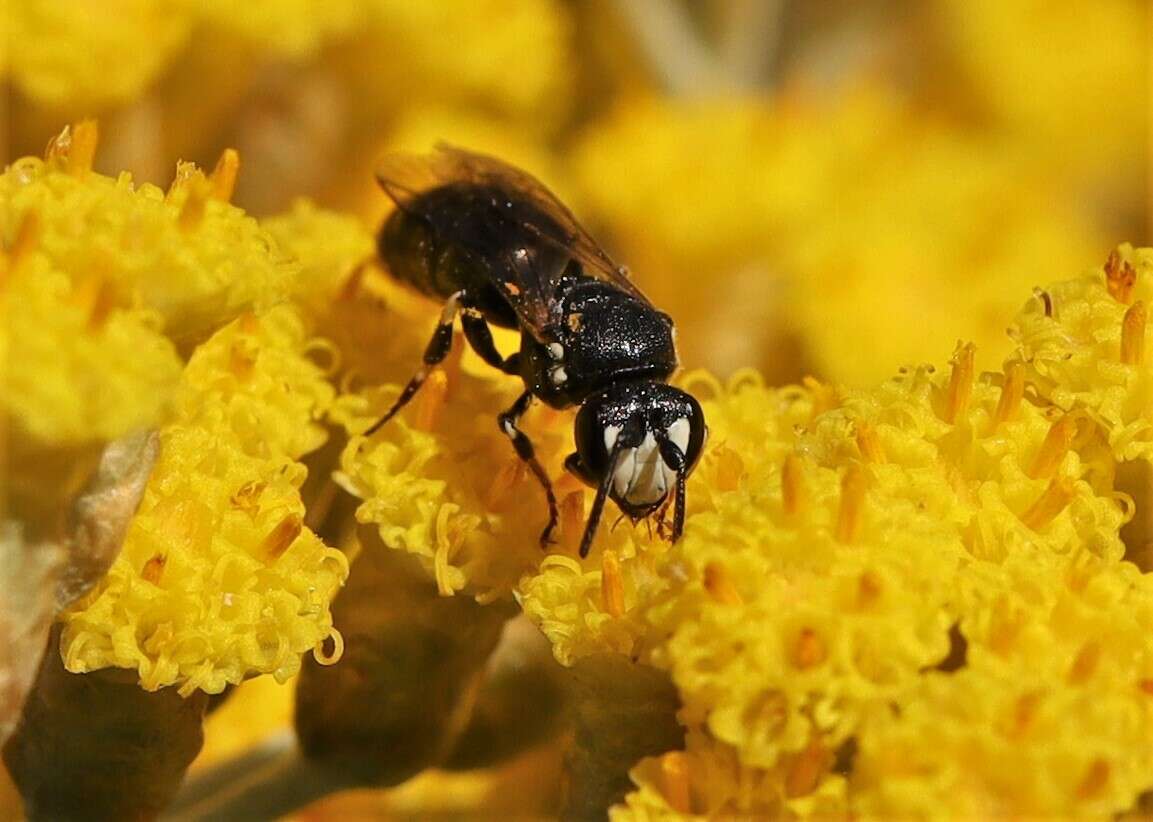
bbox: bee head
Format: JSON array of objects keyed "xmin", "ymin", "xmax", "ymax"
[{"xmin": 567, "ymin": 382, "xmax": 707, "ymax": 523}]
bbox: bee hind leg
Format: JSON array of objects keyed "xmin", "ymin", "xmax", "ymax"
[
  {"xmin": 497, "ymin": 391, "xmax": 558, "ymax": 548},
  {"xmin": 364, "ymin": 291, "xmax": 463, "ymax": 436}
]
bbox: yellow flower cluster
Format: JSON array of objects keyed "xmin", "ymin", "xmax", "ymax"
[
  {"xmin": 601, "ymin": 261, "xmax": 1153, "ymax": 815},
  {"xmin": 61, "ymin": 306, "xmax": 348, "ymax": 695},
  {"xmin": 0, "ymin": 127, "xmax": 194, "ymax": 445},
  {"xmin": 1014, "ymin": 245, "xmax": 1153, "ymax": 463},
  {"xmin": 1, "ymin": 132, "xmax": 293, "ymax": 348}
]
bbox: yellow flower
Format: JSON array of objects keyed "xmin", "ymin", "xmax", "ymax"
[{"xmin": 60, "ymin": 307, "xmax": 348, "ymax": 695}]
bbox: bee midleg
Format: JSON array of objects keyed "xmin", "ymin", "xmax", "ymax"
[
  {"xmin": 497, "ymin": 391, "xmax": 558, "ymax": 548},
  {"xmin": 363, "ymin": 291, "xmax": 464, "ymax": 436},
  {"xmin": 460, "ymin": 309, "xmax": 521, "ymax": 375}
]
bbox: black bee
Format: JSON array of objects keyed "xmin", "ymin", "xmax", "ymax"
[{"xmin": 366, "ymin": 146, "xmax": 707, "ymax": 558}]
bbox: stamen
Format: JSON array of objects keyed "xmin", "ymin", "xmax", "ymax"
[
  {"xmin": 785, "ymin": 740, "xmax": 830, "ymax": 798},
  {"xmin": 66, "ymin": 119, "xmax": 99, "ymax": 177},
  {"xmin": 209, "ymin": 148, "xmax": 240, "ymax": 202},
  {"xmin": 228, "ymin": 340, "xmax": 257, "ymax": 379},
  {"xmin": 230, "ymin": 480, "xmax": 265, "ymax": 515},
  {"xmin": 261, "ymin": 514, "xmax": 303, "ymax": 559},
  {"xmin": 659, "ymin": 751, "xmax": 692, "ymax": 814},
  {"xmin": 414, "ymin": 369, "xmax": 448, "ymax": 432},
  {"xmin": 485, "ymin": 459, "xmax": 525, "ymax": 509},
  {"xmin": 792, "ymin": 628, "xmax": 826, "ymax": 670},
  {"xmin": 782, "ymin": 453, "xmax": 806, "ymax": 516},
  {"xmin": 1067, "ymin": 641, "xmax": 1100, "ymax": 685},
  {"xmin": 141, "ymin": 554, "xmax": 167, "ymax": 584},
  {"xmin": 5, "ymin": 210, "xmax": 42, "ymax": 281},
  {"xmin": 1105, "ymin": 248, "xmax": 1137, "ymax": 304},
  {"xmin": 855, "ymin": 422, "xmax": 886, "ymax": 464},
  {"xmin": 237, "ymin": 312, "xmax": 261, "ymax": 335},
  {"xmin": 1076, "ymin": 759, "xmax": 1110, "ymax": 800},
  {"xmin": 167, "ymin": 160, "xmax": 201, "ymax": 198},
  {"xmin": 942, "ymin": 342, "xmax": 975, "ymax": 424},
  {"xmin": 560, "ymin": 490, "xmax": 585, "ymax": 554},
  {"xmin": 712, "ymin": 445, "xmax": 744, "ymax": 492},
  {"xmin": 992, "ymin": 361, "xmax": 1024, "ymax": 428},
  {"xmin": 1020, "ymin": 476, "xmax": 1075, "ymax": 530},
  {"xmin": 802, "ymin": 375, "xmax": 837, "ymax": 418},
  {"xmin": 601, "ymin": 551, "xmax": 625, "ymax": 617},
  {"xmin": 703, "ymin": 561, "xmax": 743, "ymax": 605},
  {"xmin": 1029, "ymin": 415, "xmax": 1076, "ymax": 479},
  {"xmin": 178, "ymin": 177, "xmax": 211, "ymax": 233},
  {"xmin": 1121, "ymin": 300, "xmax": 1146, "ymax": 365},
  {"xmin": 72, "ymin": 272, "xmax": 118, "ymax": 329},
  {"xmin": 44, "ymin": 124, "xmax": 72, "ymax": 165},
  {"xmin": 836, "ymin": 464, "xmax": 867, "ymax": 544}
]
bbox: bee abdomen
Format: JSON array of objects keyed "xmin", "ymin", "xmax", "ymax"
[{"xmin": 377, "ymin": 208, "xmax": 466, "ymax": 300}]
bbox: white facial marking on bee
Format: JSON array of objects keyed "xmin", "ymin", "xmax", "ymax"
[
  {"xmin": 550, "ymin": 366, "xmax": 568, "ymax": 385},
  {"xmin": 603, "ymin": 425, "xmax": 621, "ymax": 453},
  {"xmin": 502, "ymin": 420, "xmax": 517, "ymax": 439},
  {"xmin": 547, "ymin": 342, "xmax": 564, "ymax": 361},
  {"xmin": 667, "ymin": 417, "xmax": 690, "ymax": 454},
  {"xmin": 610, "ymin": 417, "xmax": 692, "ymax": 508}
]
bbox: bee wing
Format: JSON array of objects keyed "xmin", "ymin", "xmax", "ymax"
[{"xmin": 375, "ymin": 146, "xmax": 652, "ymax": 339}]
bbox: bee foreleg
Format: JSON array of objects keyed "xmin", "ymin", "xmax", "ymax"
[
  {"xmin": 364, "ymin": 291, "xmax": 463, "ymax": 436},
  {"xmin": 656, "ymin": 435, "xmax": 687, "ymax": 543},
  {"xmin": 461, "ymin": 309, "xmax": 520, "ymax": 375},
  {"xmin": 497, "ymin": 391, "xmax": 558, "ymax": 547}
]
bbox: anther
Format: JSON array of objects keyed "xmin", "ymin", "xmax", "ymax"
[
  {"xmin": 560, "ymin": 490, "xmax": 585, "ymax": 553},
  {"xmin": 992, "ymin": 361, "xmax": 1024, "ymax": 428},
  {"xmin": 659, "ymin": 751, "xmax": 692, "ymax": 814},
  {"xmin": 5, "ymin": 210, "xmax": 42, "ymax": 281},
  {"xmin": 855, "ymin": 421, "xmax": 886, "ymax": 463},
  {"xmin": 1029, "ymin": 415, "xmax": 1076, "ymax": 479},
  {"xmin": 601, "ymin": 551, "xmax": 625, "ymax": 617},
  {"xmin": 1105, "ymin": 248, "xmax": 1137, "ymax": 304},
  {"xmin": 792, "ymin": 628, "xmax": 826, "ymax": 669},
  {"xmin": 485, "ymin": 460, "xmax": 525, "ymax": 509},
  {"xmin": 414, "ymin": 369, "xmax": 448, "ymax": 432},
  {"xmin": 1020, "ymin": 476, "xmax": 1075, "ymax": 530},
  {"xmin": 141, "ymin": 554, "xmax": 167, "ymax": 584},
  {"xmin": 1076, "ymin": 759, "xmax": 1110, "ymax": 800},
  {"xmin": 785, "ymin": 740, "xmax": 830, "ymax": 799},
  {"xmin": 1121, "ymin": 300, "xmax": 1146, "ymax": 365},
  {"xmin": 712, "ymin": 445, "xmax": 744, "ymax": 492},
  {"xmin": 178, "ymin": 177, "xmax": 211, "ymax": 233},
  {"xmin": 942, "ymin": 342, "xmax": 975, "ymax": 424},
  {"xmin": 1067, "ymin": 641, "xmax": 1100, "ymax": 685},
  {"xmin": 209, "ymin": 148, "xmax": 240, "ymax": 202},
  {"xmin": 228, "ymin": 340, "xmax": 257, "ymax": 379},
  {"xmin": 703, "ymin": 561, "xmax": 743, "ymax": 605},
  {"xmin": 262, "ymin": 514, "xmax": 303, "ymax": 559},
  {"xmin": 836, "ymin": 464, "xmax": 867, "ymax": 543},
  {"xmin": 66, "ymin": 119, "xmax": 99, "ymax": 177},
  {"xmin": 782, "ymin": 453, "xmax": 806, "ymax": 516}
]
